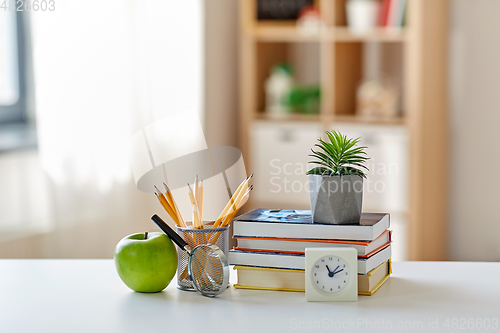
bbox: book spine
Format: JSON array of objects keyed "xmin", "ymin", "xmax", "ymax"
[
  {"xmin": 233, "ymin": 222, "xmax": 375, "ymax": 241},
  {"xmin": 398, "ymin": 0, "xmax": 407, "ymax": 27},
  {"xmin": 234, "ymin": 241, "xmax": 390, "ymax": 259},
  {"xmin": 387, "ymin": 0, "xmax": 400, "ymax": 27},
  {"xmin": 379, "ymin": 0, "xmax": 391, "ymax": 26},
  {"xmin": 233, "ymin": 236, "xmax": 373, "ymax": 246}
]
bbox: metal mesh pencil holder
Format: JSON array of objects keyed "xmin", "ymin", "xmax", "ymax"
[{"xmin": 176, "ymin": 225, "xmax": 229, "ymax": 291}]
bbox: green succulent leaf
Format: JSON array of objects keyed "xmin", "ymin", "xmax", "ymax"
[
  {"xmin": 306, "ymin": 166, "xmax": 334, "ymax": 176},
  {"xmin": 306, "ymin": 130, "xmax": 370, "ymax": 178}
]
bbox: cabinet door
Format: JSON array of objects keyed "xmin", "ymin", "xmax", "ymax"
[
  {"xmin": 250, "ymin": 121, "xmax": 322, "ymax": 207},
  {"xmin": 332, "ymin": 124, "xmax": 409, "ymax": 213}
]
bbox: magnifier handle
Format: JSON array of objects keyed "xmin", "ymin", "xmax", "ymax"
[{"xmin": 151, "ymin": 214, "xmax": 188, "ymax": 250}]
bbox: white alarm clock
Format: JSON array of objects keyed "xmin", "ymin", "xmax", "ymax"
[{"xmin": 305, "ymin": 247, "xmax": 358, "ymax": 302}]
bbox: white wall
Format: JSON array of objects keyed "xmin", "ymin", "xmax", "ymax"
[{"xmin": 448, "ymin": 0, "xmax": 500, "ymax": 261}]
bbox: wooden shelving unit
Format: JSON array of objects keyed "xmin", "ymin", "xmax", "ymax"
[
  {"xmin": 255, "ymin": 113, "xmax": 322, "ymax": 122},
  {"xmin": 252, "ymin": 26, "xmax": 408, "ymax": 43},
  {"xmin": 239, "ymin": 0, "xmax": 449, "ymax": 261},
  {"xmin": 331, "ymin": 27, "xmax": 408, "ymax": 42},
  {"xmin": 334, "ymin": 114, "xmax": 406, "ymax": 125}
]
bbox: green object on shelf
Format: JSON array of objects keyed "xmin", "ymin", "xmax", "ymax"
[
  {"xmin": 283, "ymin": 84, "xmax": 321, "ymax": 114},
  {"xmin": 273, "ymin": 63, "xmax": 293, "ymax": 76}
]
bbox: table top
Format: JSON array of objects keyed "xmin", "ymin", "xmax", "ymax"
[{"xmin": 1, "ymin": 260, "xmax": 499, "ymax": 333}]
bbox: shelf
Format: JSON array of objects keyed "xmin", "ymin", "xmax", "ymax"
[
  {"xmin": 248, "ymin": 25, "xmax": 407, "ymax": 43},
  {"xmin": 254, "ymin": 113, "xmax": 405, "ymax": 125},
  {"xmin": 255, "ymin": 113, "xmax": 321, "ymax": 122},
  {"xmin": 333, "ymin": 114, "xmax": 406, "ymax": 125},
  {"xmin": 251, "ymin": 25, "xmax": 323, "ymax": 42},
  {"xmin": 241, "ymin": 0, "xmax": 449, "ymax": 261},
  {"xmin": 331, "ymin": 27, "xmax": 408, "ymax": 42}
]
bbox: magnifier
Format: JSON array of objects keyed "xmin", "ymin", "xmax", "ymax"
[{"xmin": 151, "ymin": 214, "xmax": 229, "ymax": 297}]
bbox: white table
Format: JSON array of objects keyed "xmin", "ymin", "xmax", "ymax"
[{"xmin": 1, "ymin": 260, "xmax": 499, "ymax": 333}]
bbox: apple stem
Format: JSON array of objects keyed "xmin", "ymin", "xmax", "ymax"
[{"xmin": 144, "ymin": 231, "xmax": 148, "ymax": 240}]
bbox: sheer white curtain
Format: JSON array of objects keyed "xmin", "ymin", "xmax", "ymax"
[{"xmin": 17, "ymin": 0, "xmax": 203, "ymax": 256}]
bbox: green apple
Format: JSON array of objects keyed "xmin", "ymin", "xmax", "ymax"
[{"xmin": 114, "ymin": 231, "xmax": 177, "ymax": 293}]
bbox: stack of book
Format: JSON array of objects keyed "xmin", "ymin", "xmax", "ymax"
[{"xmin": 228, "ymin": 209, "xmax": 392, "ymax": 295}]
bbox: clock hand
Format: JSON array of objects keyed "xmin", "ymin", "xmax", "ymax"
[
  {"xmin": 332, "ymin": 269, "xmax": 344, "ymax": 276},
  {"xmin": 327, "ymin": 265, "xmax": 339, "ymax": 278}
]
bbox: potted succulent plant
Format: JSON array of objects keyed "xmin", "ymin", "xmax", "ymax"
[{"xmin": 307, "ymin": 131, "xmax": 369, "ymax": 225}]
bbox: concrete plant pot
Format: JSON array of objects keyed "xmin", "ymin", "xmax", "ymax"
[{"xmin": 309, "ymin": 174, "xmax": 363, "ymax": 225}]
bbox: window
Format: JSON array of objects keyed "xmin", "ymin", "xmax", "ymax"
[
  {"xmin": 0, "ymin": 11, "xmax": 36, "ymax": 152},
  {"xmin": 0, "ymin": 11, "xmax": 26, "ymax": 123}
]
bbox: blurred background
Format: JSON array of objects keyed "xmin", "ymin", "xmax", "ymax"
[{"xmin": 0, "ymin": 0, "xmax": 498, "ymax": 262}]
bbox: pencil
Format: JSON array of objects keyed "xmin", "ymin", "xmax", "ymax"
[
  {"xmin": 192, "ymin": 203, "xmax": 203, "ymax": 230},
  {"xmin": 187, "ymin": 183, "xmax": 202, "ymax": 228},
  {"xmin": 212, "ymin": 174, "xmax": 253, "ymax": 228},
  {"xmin": 154, "ymin": 192, "xmax": 180, "ymax": 227},
  {"xmin": 194, "ymin": 175, "xmax": 199, "ymax": 204},
  {"xmin": 222, "ymin": 176, "xmax": 252, "ymax": 221},
  {"xmin": 199, "ymin": 180, "xmax": 204, "ymax": 223},
  {"xmin": 221, "ymin": 185, "xmax": 253, "ymax": 228},
  {"xmin": 236, "ymin": 186, "xmax": 252, "ymax": 209},
  {"xmin": 208, "ymin": 185, "xmax": 253, "ymax": 244},
  {"xmin": 163, "ymin": 182, "xmax": 187, "ymax": 228}
]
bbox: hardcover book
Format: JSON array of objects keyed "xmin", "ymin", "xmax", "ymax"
[
  {"xmin": 233, "ymin": 260, "xmax": 391, "ymax": 295},
  {"xmin": 234, "ymin": 230, "xmax": 391, "ymax": 257},
  {"xmin": 228, "ymin": 245, "xmax": 392, "ymax": 275},
  {"xmin": 233, "ymin": 209, "xmax": 390, "ymax": 241}
]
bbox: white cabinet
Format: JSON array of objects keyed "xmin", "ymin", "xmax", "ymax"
[
  {"xmin": 332, "ymin": 124, "xmax": 409, "ymax": 214},
  {"xmin": 332, "ymin": 124, "xmax": 409, "ymax": 261},
  {"xmin": 249, "ymin": 121, "xmax": 322, "ymax": 207},
  {"xmin": 250, "ymin": 122, "xmax": 409, "ymax": 260},
  {"xmin": 250, "ymin": 122, "xmax": 409, "ymax": 214}
]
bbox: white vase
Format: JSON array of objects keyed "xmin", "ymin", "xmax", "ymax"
[
  {"xmin": 265, "ymin": 66, "xmax": 293, "ymax": 114},
  {"xmin": 346, "ymin": 0, "xmax": 380, "ymax": 34}
]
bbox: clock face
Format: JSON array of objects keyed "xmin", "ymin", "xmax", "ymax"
[{"xmin": 311, "ymin": 255, "xmax": 350, "ymax": 293}]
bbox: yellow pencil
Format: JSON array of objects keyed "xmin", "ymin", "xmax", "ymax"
[
  {"xmin": 208, "ymin": 185, "xmax": 253, "ymax": 244},
  {"xmin": 187, "ymin": 183, "xmax": 202, "ymax": 228},
  {"xmin": 193, "ymin": 175, "xmax": 199, "ymax": 207},
  {"xmin": 192, "ymin": 203, "xmax": 203, "ymax": 230},
  {"xmin": 221, "ymin": 185, "xmax": 253, "ymax": 228},
  {"xmin": 236, "ymin": 186, "xmax": 252, "ymax": 209},
  {"xmin": 226, "ymin": 185, "xmax": 252, "ymax": 216},
  {"xmin": 212, "ymin": 174, "xmax": 253, "ymax": 228},
  {"xmin": 154, "ymin": 192, "xmax": 180, "ymax": 227},
  {"xmin": 199, "ymin": 180, "xmax": 204, "ymax": 223},
  {"xmin": 162, "ymin": 182, "xmax": 187, "ymax": 228}
]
